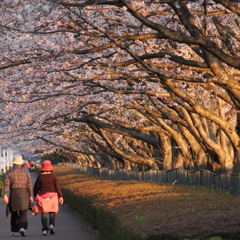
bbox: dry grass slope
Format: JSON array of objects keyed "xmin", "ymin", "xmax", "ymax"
[{"xmin": 54, "ymin": 165, "xmax": 240, "ymax": 240}]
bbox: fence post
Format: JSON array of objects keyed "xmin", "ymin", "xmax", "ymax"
[
  {"xmin": 6, "ymin": 148, "xmax": 10, "ymax": 170},
  {"xmin": 2, "ymin": 149, "xmax": 6, "ymax": 173}
]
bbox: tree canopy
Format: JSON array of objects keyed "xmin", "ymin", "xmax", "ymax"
[{"xmin": 0, "ymin": 0, "xmax": 240, "ymax": 172}]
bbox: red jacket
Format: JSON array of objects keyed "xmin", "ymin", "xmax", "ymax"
[{"xmin": 34, "ymin": 192, "xmax": 59, "ymax": 213}]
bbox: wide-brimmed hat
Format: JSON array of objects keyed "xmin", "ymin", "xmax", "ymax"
[
  {"xmin": 41, "ymin": 160, "xmax": 53, "ymax": 171},
  {"xmin": 12, "ymin": 154, "xmax": 24, "ymax": 165}
]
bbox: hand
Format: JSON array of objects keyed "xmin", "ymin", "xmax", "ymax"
[
  {"xmin": 4, "ymin": 196, "xmax": 9, "ymax": 204},
  {"xmin": 30, "ymin": 197, "xmax": 33, "ymax": 202},
  {"xmin": 59, "ymin": 197, "xmax": 64, "ymax": 205}
]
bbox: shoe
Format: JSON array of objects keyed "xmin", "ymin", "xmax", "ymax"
[
  {"xmin": 11, "ymin": 232, "xmax": 18, "ymax": 237},
  {"xmin": 49, "ymin": 224, "xmax": 55, "ymax": 235},
  {"xmin": 19, "ymin": 228, "xmax": 26, "ymax": 237},
  {"xmin": 42, "ymin": 230, "xmax": 47, "ymax": 236}
]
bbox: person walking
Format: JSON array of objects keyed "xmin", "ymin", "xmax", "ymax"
[
  {"xmin": 33, "ymin": 160, "xmax": 64, "ymax": 236},
  {"xmin": 25, "ymin": 160, "xmax": 33, "ymax": 171},
  {"xmin": 4, "ymin": 154, "xmax": 33, "ymax": 237}
]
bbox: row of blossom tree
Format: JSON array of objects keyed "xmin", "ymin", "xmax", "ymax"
[{"xmin": 0, "ymin": 0, "xmax": 240, "ymax": 173}]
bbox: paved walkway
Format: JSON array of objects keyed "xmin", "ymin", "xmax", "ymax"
[{"xmin": 0, "ymin": 172, "xmax": 100, "ymax": 240}]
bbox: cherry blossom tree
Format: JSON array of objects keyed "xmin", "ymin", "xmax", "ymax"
[{"xmin": 0, "ymin": 0, "xmax": 240, "ymax": 172}]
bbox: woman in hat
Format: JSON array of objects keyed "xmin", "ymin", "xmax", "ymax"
[
  {"xmin": 4, "ymin": 154, "xmax": 33, "ymax": 237},
  {"xmin": 33, "ymin": 160, "xmax": 64, "ymax": 236}
]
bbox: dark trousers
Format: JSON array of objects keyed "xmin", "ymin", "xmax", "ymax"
[
  {"xmin": 41, "ymin": 212, "xmax": 55, "ymax": 231},
  {"xmin": 11, "ymin": 210, "xmax": 28, "ymax": 232}
]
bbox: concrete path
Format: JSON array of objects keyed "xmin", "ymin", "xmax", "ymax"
[{"xmin": 0, "ymin": 172, "xmax": 101, "ymax": 240}]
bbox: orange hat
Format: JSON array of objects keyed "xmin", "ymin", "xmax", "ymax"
[{"xmin": 41, "ymin": 160, "xmax": 53, "ymax": 171}]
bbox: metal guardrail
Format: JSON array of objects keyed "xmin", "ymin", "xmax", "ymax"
[{"xmin": 0, "ymin": 148, "xmax": 13, "ymax": 175}]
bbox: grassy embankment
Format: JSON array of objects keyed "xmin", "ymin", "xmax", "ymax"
[{"xmin": 54, "ymin": 165, "xmax": 240, "ymax": 240}]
